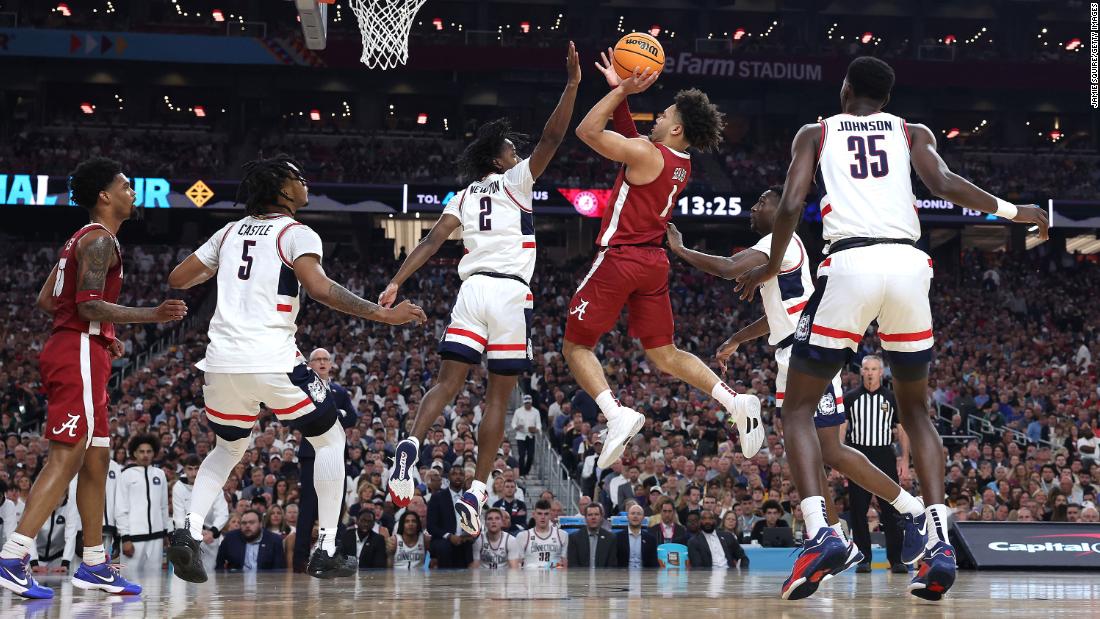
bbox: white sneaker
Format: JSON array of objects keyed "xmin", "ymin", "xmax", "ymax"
[
  {"xmin": 597, "ymin": 407, "xmax": 645, "ymax": 469},
  {"xmin": 727, "ymin": 394, "xmax": 764, "ymax": 458}
]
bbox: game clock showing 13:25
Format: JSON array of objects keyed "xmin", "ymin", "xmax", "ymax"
[{"xmin": 677, "ymin": 195, "xmax": 746, "ymax": 218}]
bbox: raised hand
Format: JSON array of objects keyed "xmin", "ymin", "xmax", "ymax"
[
  {"xmin": 594, "ymin": 47, "xmax": 621, "ymax": 89},
  {"xmin": 618, "ymin": 67, "xmax": 659, "ymax": 95},
  {"xmin": 566, "ymin": 41, "xmax": 581, "ymax": 86}
]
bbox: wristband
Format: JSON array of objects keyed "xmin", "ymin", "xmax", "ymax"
[{"xmin": 994, "ymin": 199, "xmax": 1018, "ymax": 220}]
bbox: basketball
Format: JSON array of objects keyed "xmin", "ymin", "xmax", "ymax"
[{"xmin": 612, "ymin": 32, "xmax": 665, "ymax": 80}]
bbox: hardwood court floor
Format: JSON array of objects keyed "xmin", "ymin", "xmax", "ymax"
[{"xmin": 2, "ymin": 568, "xmax": 1097, "ymax": 618}]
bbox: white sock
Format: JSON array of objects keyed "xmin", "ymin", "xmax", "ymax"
[
  {"xmin": 1, "ymin": 532, "xmax": 34, "ymax": 560},
  {"xmin": 83, "ymin": 544, "xmax": 106, "ymax": 566},
  {"xmin": 469, "ymin": 479, "xmax": 488, "ymax": 504},
  {"xmin": 829, "ymin": 522, "xmax": 847, "ymax": 543},
  {"xmin": 889, "ymin": 489, "xmax": 924, "ymax": 518},
  {"xmin": 710, "ymin": 381, "xmax": 740, "ymax": 415},
  {"xmin": 187, "ymin": 436, "xmax": 248, "ymax": 540},
  {"xmin": 308, "ymin": 421, "xmax": 346, "ymax": 553},
  {"xmin": 801, "ymin": 496, "xmax": 828, "ymax": 539},
  {"xmin": 925, "ymin": 503, "xmax": 950, "ymax": 547},
  {"xmin": 595, "ymin": 390, "xmax": 621, "ymax": 421}
]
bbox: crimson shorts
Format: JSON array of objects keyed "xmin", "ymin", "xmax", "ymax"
[
  {"xmin": 39, "ymin": 329, "xmax": 112, "ymax": 448},
  {"xmin": 565, "ymin": 246, "xmax": 674, "ymax": 349}
]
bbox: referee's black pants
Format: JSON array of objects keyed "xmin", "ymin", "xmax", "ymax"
[
  {"xmin": 848, "ymin": 444, "xmax": 903, "ymax": 567},
  {"xmin": 293, "ymin": 457, "xmax": 349, "ymax": 572}
]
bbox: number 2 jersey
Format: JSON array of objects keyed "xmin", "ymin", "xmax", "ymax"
[
  {"xmin": 443, "ymin": 158, "xmax": 536, "ymax": 284},
  {"xmin": 817, "ymin": 112, "xmax": 919, "ymax": 242},
  {"xmin": 193, "ymin": 214, "xmax": 323, "ymax": 373}
]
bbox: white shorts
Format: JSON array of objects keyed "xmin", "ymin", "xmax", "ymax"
[
  {"xmin": 775, "ymin": 345, "xmax": 845, "ymax": 428},
  {"xmin": 794, "ymin": 243, "xmax": 934, "ymax": 367},
  {"xmin": 202, "ymin": 363, "xmax": 332, "ymax": 440},
  {"xmin": 440, "ymin": 274, "xmax": 533, "ymax": 374}
]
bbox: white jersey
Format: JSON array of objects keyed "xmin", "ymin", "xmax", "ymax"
[
  {"xmin": 393, "ymin": 532, "xmax": 426, "ymax": 570},
  {"xmin": 515, "ymin": 526, "xmax": 567, "ymax": 569},
  {"xmin": 751, "ymin": 232, "xmax": 813, "ymax": 345},
  {"xmin": 194, "ymin": 214, "xmax": 323, "ymax": 373},
  {"xmin": 115, "ymin": 464, "xmax": 170, "ymax": 539},
  {"xmin": 473, "ymin": 532, "xmax": 520, "ymax": 569},
  {"xmin": 817, "ymin": 112, "xmax": 919, "ymax": 242},
  {"xmin": 442, "ymin": 158, "xmax": 536, "ymax": 284}
]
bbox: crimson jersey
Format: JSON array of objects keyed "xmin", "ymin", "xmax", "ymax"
[
  {"xmin": 595, "ymin": 144, "xmax": 691, "ymax": 248},
  {"xmin": 50, "ymin": 223, "xmax": 123, "ymax": 343}
]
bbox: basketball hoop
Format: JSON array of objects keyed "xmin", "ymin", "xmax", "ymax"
[{"xmin": 348, "ymin": 0, "xmax": 427, "ymax": 70}]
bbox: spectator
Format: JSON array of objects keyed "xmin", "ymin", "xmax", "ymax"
[
  {"xmin": 392, "ymin": 511, "xmax": 428, "ymax": 569},
  {"xmin": 649, "ymin": 497, "xmax": 689, "ymax": 546},
  {"xmin": 471, "ymin": 508, "xmax": 519, "ymax": 569},
  {"xmin": 512, "ymin": 395, "xmax": 541, "ymax": 477},
  {"xmin": 616, "ymin": 503, "xmax": 658, "ymax": 568},
  {"xmin": 426, "ymin": 466, "xmax": 473, "ymax": 568},
  {"xmin": 750, "ymin": 500, "xmax": 791, "ymax": 543},
  {"xmin": 340, "ymin": 510, "xmax": 388, "ymax": 569},
  {"xmin": 492, "ymin": 479, "xmax": 528, "ymax": 534},
  {"xmin": 215, "ymin": 510, "xmax": 286, "ymax": 571},
  {"xmin": 567, "ymin": 503, "xmax": 616, "ymax": 568},
  {"xmin": 687, "ymin": 510, "xmax": 748, "ymax": 569}
]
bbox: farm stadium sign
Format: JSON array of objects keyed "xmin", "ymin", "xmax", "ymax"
[{"xmin": 663, "ymin": 53, "xmax": 824, "ymax": 81}]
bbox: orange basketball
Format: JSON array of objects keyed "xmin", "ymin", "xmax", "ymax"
[{"xmin": 612, "ymin": 32, "xmax": 665, "ymax": 80}]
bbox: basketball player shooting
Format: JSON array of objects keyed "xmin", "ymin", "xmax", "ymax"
[
  {"xmin": 0, "ymin": 157, "xmax": 186, "ymax": 600},
  {"xmin": 165, "ymin": 155, "xmax": 425, "ymax": 582},
  {"xmin": 734, "ymin": 57, "xmax": 1048, "ymax": 601},
  {"xmin": 562, "ymin": 55, "xmax": 764, "ymax": 472},
  {"xmin": 381, "ymin": 42, "xmax": 580, "ymax": 537}
]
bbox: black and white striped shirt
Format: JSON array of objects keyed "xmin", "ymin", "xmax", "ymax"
[{"xmin": 843, "ymin": 386, "xmax": 898, "ymax": 447}]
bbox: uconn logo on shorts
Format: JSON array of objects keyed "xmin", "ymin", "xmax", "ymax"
[
  {"xmin": 818, "ymin": 392, "xmax": 838, "ymax": 416},
  {"xmin": 307, "ymin": 377, "xmax": 328, "ymax": 403},
  {"xmin": 795, "ymin": 314, "xmax": 811, "ymax": 342}
]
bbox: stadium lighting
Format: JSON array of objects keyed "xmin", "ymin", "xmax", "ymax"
[
  {"xmin": 520, "ymin": 21, "xmax": 530, "ymax": 34},
  {"xmin": 861, "ymin": 31, "xmax": 874, "ymax": 44},
  {"xmin": 432, "ymin": 17, "xmax": 443, "ymax": 30},
  {"xmin": 946, "ymin": 128, "xmax": 960, "ymax": 139},
  {"xmin": 649, "ymin": 24, "xmax": 662, "ymax": 37},
  {"xmin": 80, "ymin": 102, "xmax": 94, "ymax": 115},
  {"xmin": 417, "ymin": 113, "xmax": 428, "ymax": 125},
  {"xmin": 56, "ymin": 3, "xmax": 71, "ymax": 17},
  {"xmin": 212, "ymin": 9, "xmax": 225, "ymax": 22},
  {"xmin": 310, "ymin": 109, "xmax": 321, "ymax": 121},
  {"xmin": 1049, "ymin": 130, "xmax": 1062, "ymax": 141},
  {"xmin": 194, "ymin": 106, "xmax": 206, "ymax": 118},
  {"xmin": 733, "ymin": 28, "xmax": 746, "ymax": 41},
  {"xmin": 944, "ymin": 34, "xmax": 956, "ymax": 45},
  {"xmin": 1066, "ymin": 38, "xmax": 1082, "ymax": 51}
]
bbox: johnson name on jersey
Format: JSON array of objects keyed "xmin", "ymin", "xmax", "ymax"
[
  {"xmin": 817, "ymin": 112, "xmax": 919, "ymax": 242},
  {"xmin": 193, "ymin": 214, "xmax": 323, "ymax": 374},
  {"xmin": 442, "ymin": 158, "xmax": 536, "ymax": 284}
]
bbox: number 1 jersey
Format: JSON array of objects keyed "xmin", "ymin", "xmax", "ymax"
[
  {"xmin": 193, "ymin": 214, "xmax": 323, "ymax": 373},
  {"xmin": 817, "ymin": 112, "xmax": 919, "ymax": 242},
  {"xmin": 442, "ymin": 158, "xmax": 536, "ymax": 284}
]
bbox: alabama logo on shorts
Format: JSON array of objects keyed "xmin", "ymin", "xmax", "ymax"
[
  {"xmin": 307, "ymin": 377, "xmax": 328, "ymax": 403},
  {"xmin": 818, "ymin": 392, "xmax": 837, "ymax": 416},
  {"xmin": 570, "ymin": 299, "xmax": 589, "ymax": 321},
  {"xmin": 795, "ymin": 314, "xmax": 811, "ymax": 341}
]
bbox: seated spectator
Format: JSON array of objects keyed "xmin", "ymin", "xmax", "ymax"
[
  {"xmin": 567, "ymin": 503, "xmax": 617, "ymax": 568},
  {"xmin": 215, "ymin": 509, "xmax": 286, "ymax": 571},
  {"xmin": 687, "ymin": 510, "xmax": 748, "ymax": 569},
  {"xmin": 751, "ymin": 500, "xmax": 791, "ymax": 543},
  {"xmin": 264, "ymin": 504, "xmax": 291, "ymax": 538},
  {"xmin": 616, "ymin": 503, "xmax": 658, "ymax": 568},
  {"xmin": 340, "ymin": 510, "xmax": 388, "ymax": 569},
  {"xmin": 649, "ymin": 497, "xmax": 689, "ymax": 546}
]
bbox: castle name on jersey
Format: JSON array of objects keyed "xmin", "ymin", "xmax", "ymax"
[
  {"xmin": 237, "ymin": 223, "xmax": 275, "ymax": 236},
  {"xmin": 469, "ymin": 180, "xmax": 502, "ymax": 195},
  {"xmin": 835, "ymin": 119, "xmax": 894, "ymax": 132}
]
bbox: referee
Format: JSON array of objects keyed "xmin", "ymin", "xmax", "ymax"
[{"xmin": 842, "ymin": 354, "xmax": 909, "ymax": 573}]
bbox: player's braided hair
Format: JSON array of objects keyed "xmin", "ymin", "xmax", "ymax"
[
  {"xmin": 457, "ymin": 118, "xmax": 529, "ymax": 183},
  {"xmin": 236, "ymin": 153, "xmax": 307, "ymax": 216},
  {"xmin": 673, "ymin": 89, "xmax": 725, "ymax": 153},
  {"xmin": 68, "ymin": 156, "xmax": 123, "ymax": 210}
]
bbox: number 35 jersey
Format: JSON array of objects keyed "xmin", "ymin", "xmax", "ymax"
[
  {"xmin": 193, "ymin": 214, "xmax": 323, "ymax": 373},
  {"xmin": 817, "ymin": 112, "xmax": 919, "ymax": 242},
  {"xmin": 443, "ymin": 157, "xmax": 536, "ymax": 284}
]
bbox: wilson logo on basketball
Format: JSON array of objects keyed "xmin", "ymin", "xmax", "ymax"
[{"xmin": 625, "ymin": 39, "xmax": 660, "ymax": 56}]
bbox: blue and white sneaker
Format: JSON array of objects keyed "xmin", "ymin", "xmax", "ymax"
[
  {"xmin": 781, "ymin": 528, "xmax": 848, "ymax": 600},
  {"xmin": 387, "ymin": 439, "xmax": 420, "ymax": 508},
  {"xmin": 908, "ymin": 541, "xmax": 957, "ymax": 601},
  {"xmin": 455, "ymin": 491, "xmax": 484, "ymax": 536},
  {"xmin": 0, "ymin": 555, "xmax": 54, "ymax": 599},
  {"xmin": 901, "ymin": 512, "xmax": 929, "ymax": 565},
  {"xmin": 823, "ymin": 540, "xmax": 864, "ymax": 582},
  {"xmin": 72, "ymin": 561, "xmax": 142, "ymax": 595}
]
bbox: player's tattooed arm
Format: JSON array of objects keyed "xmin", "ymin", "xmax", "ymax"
[
  {"xmin": 76, "ymin": 232, "xmax": 188, "ymax": 324},
  {"xmin": 295, "ymin": 254, "xmax": 426, "ymax": 326}
]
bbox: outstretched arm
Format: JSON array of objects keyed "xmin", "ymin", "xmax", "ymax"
[
  {"xmin": 715, "ymin": 317, "xmax": 770, "ymax": 373},
  {"xmin": 527, "ymin": 42, "xmax": 581, "ymax": 180},
  {"xmin": 379, "ymin": 213, "xmax": 462, "ymax": 307},
  {"xmin": 593, "ymin": 47, "xmax": 640, "ymax": 139},
  {"xmin": 75, "ymin": 231, "xmax": 188, "ymax": 324},
  {"xmin": 908, "ymin": 123, "xmax": 1048, "ymax": 237},
  {"xmin": 295, "ymin": 254, "xmax": 425, "ymax": 325},
  {"xmin": 666, "ymin": 223, "xmax": 769, "ymax": 281},
  {"xmin": 736, "ymin": 123, "xmax": 819, "ymax": 301},
  {"xmin": 36, "ymin": 265, "xmax": 58, "ymax": 313},
  {"xmin": 168, "ymin": 254, "xmax": 217, "ymax": 289},
  {"xmin": 575, "ymin": 68, "xmax": 662, "ymax": 170}
]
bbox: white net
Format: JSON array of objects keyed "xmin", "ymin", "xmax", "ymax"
[{"xmin": 348, "ymin": 0, "xmax": 427, "ymax": 70}]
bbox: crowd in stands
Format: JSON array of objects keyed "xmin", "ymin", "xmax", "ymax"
[{"xmin": 0, "ymin": 235, "xmax": 1097, "ymax": 573}]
